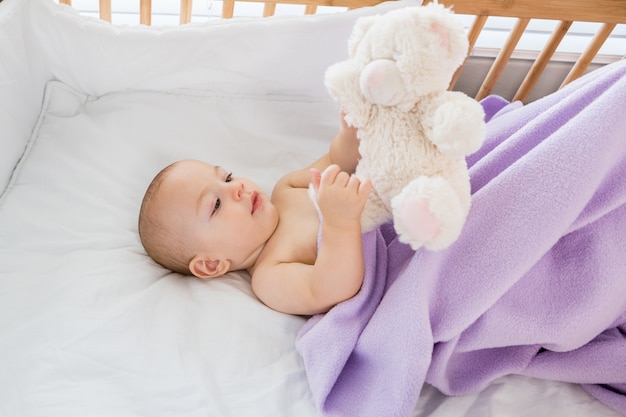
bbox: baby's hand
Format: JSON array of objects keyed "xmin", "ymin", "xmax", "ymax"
[{"xmin": 310, "ymin": 165, "xmax": 372, "ymax": 229}]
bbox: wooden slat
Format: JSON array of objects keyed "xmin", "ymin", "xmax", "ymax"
[
  {"xmin": 263, "ymin": 2, "xmax": 277, "ymax": 17},
  {"xmin": 59, "ymin": 0, "xmax": 72, "ymax": 5},
  {"xmin": 466, "ymin": 15, "xmax": 488, "ymax": 56},
  {"xmin": 305, "ymin": 4, "xmax": 318, "ymax": 14},
  {"xmin": 449, "ymin": 14, "xmax": 487, "ymax": 90},
  {"xmin": 475, "ymin": 17, "xmax": 530, "ymax": 101},
  {"xmin": 513, "ymin": 20, "xmax": 572, "ymax": 102},
  {"xmin": 180, "ymin": 0, "xmax": 193, "ymax": 24},
  {"xmin": 99, "ymin": 0, "xmax": 112, "ymax": 22},
  {"xmin": 140, "ymin": 0, "xmax": 152, "ymax": 25},
  {"xmin": 560, "ymin": 23, "xmax": 618, "ymax": 88},
  {"xmin": 222, "ymin": 0, "xmax": 235, "ymax": 18}
]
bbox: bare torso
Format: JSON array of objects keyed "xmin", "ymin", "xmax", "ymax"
[
  {"xmin": 245, "ymin": 119, "xmax": 367, "ymax": 315},
  {"xmin": 252, "ymin": 184, "xmax": 319, "ymax": 275}
]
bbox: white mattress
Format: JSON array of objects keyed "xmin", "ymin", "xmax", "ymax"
[{"xmin": 0, "ymin": 0, "xmax": 621, "ymax": 416}]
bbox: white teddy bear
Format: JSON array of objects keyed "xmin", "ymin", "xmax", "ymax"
[{"xmin": 325, "ymin": 2, "xmax": 486, "ymax": 250}]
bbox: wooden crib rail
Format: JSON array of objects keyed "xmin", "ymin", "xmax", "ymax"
[
  {"xmin": 57, "ymin": 0, "xmax": 626, "ymax": 25},
  {"xmin": 437, "ymin": 0, "xmax": 626, "ymax": 24},
  {"xmin": 58, "ymin": 0, "xmax": 626, "ymax": 103}
]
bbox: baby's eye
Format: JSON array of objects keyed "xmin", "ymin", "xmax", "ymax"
[
  {"xmin": 225, "ymin": 172, "xmax": 233, "ymax": 183},
  {"xmin": 212, "ymin": 199, "xmax": 221, "ymax": 215}
]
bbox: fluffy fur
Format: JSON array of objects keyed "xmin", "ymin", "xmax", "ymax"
[{"xmin": 325, "ymin": 3, "xmax": 486, "ymax": 250}]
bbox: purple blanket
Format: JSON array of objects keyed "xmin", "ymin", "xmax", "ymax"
[{"xmin": 296, "ymin": 60, "xmax": 626, "ymax": 417}]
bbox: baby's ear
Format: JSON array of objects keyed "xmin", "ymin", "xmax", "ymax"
[{"xmin": 189, "ymin": 256, "xmax": 230, "ymax": 279}]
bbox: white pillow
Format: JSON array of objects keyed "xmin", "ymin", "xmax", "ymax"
[{"xmin": 30, "ymin": 0, "xmax": 420, "ymax": 97}]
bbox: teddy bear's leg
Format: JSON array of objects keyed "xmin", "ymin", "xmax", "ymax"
[
  {"xmin": 428, "ymin": 93, "xmax": 486, "ymax": 156},
  {"xmin": 391, "ymin": 176, "xmax": 467, "ymax": 251}
]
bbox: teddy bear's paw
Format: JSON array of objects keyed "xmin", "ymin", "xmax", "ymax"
[
  {"xmin": 430, "ymin": 99, "xmax": 486, "ymax": 156},
  {"xmin": 396, "ymin": 197, "xmax": 442, "ymax": 245},
  {"xmin": 391, "ymin": 176, "xmax": 467, "ymax": 251}
]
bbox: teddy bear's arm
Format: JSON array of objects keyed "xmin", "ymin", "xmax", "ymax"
[
  {"xmin": 325, "ymin": 60, "xmax": 373, "ymax": 129},
  {"xmin": 424, "ymin": 91, "xmax": 486, "ymax": 156}
]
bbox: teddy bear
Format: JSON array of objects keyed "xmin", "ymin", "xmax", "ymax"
[{"xmin": 324, "ymin": 2, "xmax": 486, "ymax": 250}]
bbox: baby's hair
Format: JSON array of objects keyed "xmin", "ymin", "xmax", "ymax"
[{"xmin": 138, "ymin": 162, "xmax": 192, "ymax": 275}]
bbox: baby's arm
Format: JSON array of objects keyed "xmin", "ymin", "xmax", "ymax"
[
  {"xmin": 253, "ymin": 165, "xmax": 371, "ymax": 315},
  {"xmin": 250, "ymin": 113, "xmax": 368, "ymax": 315},
  {"xmin": 276, "ymin": 111, "xmax": 361, "ymax": 190},
  {"xmin": 329, "ymin": 111, "xmax": 361, "ymax": 175},
  {"xmin": 306, "ymin": 165, "xmax": 372, "ymax": 308}
]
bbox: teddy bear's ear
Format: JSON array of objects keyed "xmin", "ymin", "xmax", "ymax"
[
  {"xmin": 348, "ymin": 15, "xmax": 377, "ymax": 57},
  {"xmin": 423, "ymin": 4, "xmax": 470, "ymax": 63}
]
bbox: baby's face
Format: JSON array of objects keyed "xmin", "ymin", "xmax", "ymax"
[{"xmin": 158, "ymin": 160, "xmax": 278, "ymax": 273}]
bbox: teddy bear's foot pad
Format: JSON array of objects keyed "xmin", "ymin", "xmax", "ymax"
[{"xmin": 398, "ymin": 198, "xmax": 442, "ymax": 244}]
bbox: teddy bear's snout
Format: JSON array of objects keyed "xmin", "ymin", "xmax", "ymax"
[{"xmin": 359, "ymin": 59, "xmax": 406, "ymax": 106}]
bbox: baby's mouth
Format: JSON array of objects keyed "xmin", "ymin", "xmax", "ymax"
[{"xmin": 251, "ymin": 192, "xmax": 260, "ymax": 214}]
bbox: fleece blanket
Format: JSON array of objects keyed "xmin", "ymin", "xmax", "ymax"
[{"xmin": 296, "ymin": 59, "xmax": 626, "ymax": 417}]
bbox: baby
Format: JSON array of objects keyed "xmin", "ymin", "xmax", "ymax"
[{"xmin": 138, "ymin": 114, "xmax": 372, "ymax": 315}]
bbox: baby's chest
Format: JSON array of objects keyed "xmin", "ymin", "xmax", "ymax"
[{"xmin": 272, "ymin": 192, "xmax": 320, "ymax": 265}]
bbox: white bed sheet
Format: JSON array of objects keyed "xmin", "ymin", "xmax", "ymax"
[
  {"xmin": 0, "ymin": 0, "xmax": 622, "ymax": 416},
  {"xmin": 0, "ymin": 78, "xmax": 335, "ymax": 417}
]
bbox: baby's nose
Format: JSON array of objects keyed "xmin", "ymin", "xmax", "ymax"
[{"xmin": 231, "ymin": 182, "xmax": 244, "ymax": 200}]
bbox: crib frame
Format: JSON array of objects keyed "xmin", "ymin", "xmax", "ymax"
[{"xmin": 58, "ymin": 0, "xmax": 625, "ymax": 103}]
